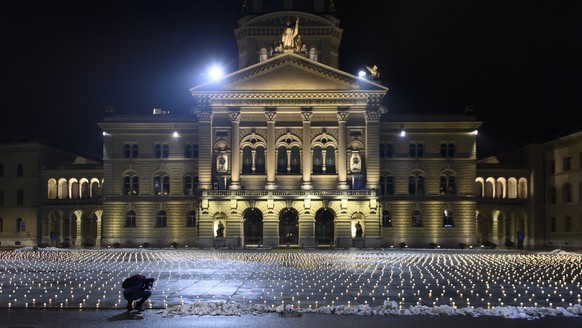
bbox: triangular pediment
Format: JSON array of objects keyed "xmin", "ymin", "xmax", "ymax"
[{"xmin": 190, "ymin": 53, "xmax": 387, "ymax": 93}]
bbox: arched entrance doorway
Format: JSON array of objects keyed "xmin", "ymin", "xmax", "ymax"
[
  {"xmin": 243, "ymin": 208, "xmax": 263, "ymax": 245},
  {"xmin": 315, "ymin": 208, "xmax": 335, "ymax": 245},
  {"xmin": 279, "ymin": 208, "xmax": 299, "ymax": 245}
]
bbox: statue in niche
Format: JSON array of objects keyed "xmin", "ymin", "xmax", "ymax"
[
  {"xmin": 216, "ymin": 221, "xmax": 225, "ymax": 237},
  {"xmin": 217, "ymin": 155, "xmax": 226, "ymax": 172},
  {"xmin": 355, "ymin": 221, "xmax": 363, "ymax": 237}
]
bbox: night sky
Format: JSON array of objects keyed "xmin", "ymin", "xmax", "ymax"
[{"xmin": 3, "ymin": 0, "xmax": 581, "ymax": 159}]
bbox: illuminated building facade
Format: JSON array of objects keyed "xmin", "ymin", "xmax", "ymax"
[{"xmin": 98, "ymin": 1, "xmax": 481, "ymax": 249}]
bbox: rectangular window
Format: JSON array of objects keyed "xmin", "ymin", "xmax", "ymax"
[
  {"xmin": 17, "ymin": 164, "xmax": 23, "ymax": 177},
  {"xmin": 563, "ymin": 157, "xmax": 571, "ymax": 171},
  {"xmin": 17, "ymin": 190, "xmax": 24, "ymax": 206},
  {"xmin": 155, "ymin": 144, "xmax": 162, "ymax": 158},
  {"xmin": 385, "ymin": 144, "xmax": 393, "ymax": 158}
]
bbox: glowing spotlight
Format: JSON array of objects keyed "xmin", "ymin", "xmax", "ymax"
[{"xmin": 208, "ymin": 65, "xmax": 225, "ymax": 80}]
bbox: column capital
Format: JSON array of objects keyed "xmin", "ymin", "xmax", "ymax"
[
  {"xmin": 228, "ymin": 110, "xmax": 241, "ymax": 122},
  {"xmin": 265, "ymin": 109, "xmax": 277, "ymax": 122},
  {"xmin": 301, "ymin": 109, "xmax": 313, "ymax": 122},
  {"xmin": 337, "ymin": 109, "xmax": 349, "ymax": 122}
]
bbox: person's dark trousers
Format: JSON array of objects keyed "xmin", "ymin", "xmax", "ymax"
[{"xmin": 124, "ymin": 290, "xmax": 151, "ymax": 311}]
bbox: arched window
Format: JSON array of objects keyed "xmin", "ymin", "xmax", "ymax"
[
  {"xmin": 242, "ymin": 146, "xmax": 253, "ymax": 174},
  {"xmin": 563, "ymin": 184, "xmax": 573, "ymax": 202},
  {"xmin": 154, "ymin": 175, "xmax": 170, "ymax": 195},
  {"xmin": 70, "ymin": 179, "xmax": 79, "ymax": 199},
  {"xmin": 325, "ymin": 145, "xmax": 336, "ymax": 174},
  {"xmin": 123, "ymin": 176, "xmax": 139, "ymax": 195},
  {"xmin": 156, "ymin": 211, "xmax": 167, "ymax": 228},
  {"xmin": 16, "ymin": 218, "xmax": 25, "ymax": 232},
  {"xmin": 408, "ymin": 174, "xmax": 425, "ymax": 195},
  {"xmin": 440, "ymin": 175, "xmax": 457, "ymax": 195},
  {"xmin": 81, "ymin": 181, "xmax": 90, "ymax": 199},
  {"xmin": 58, "ymin": 178, "xmax": 68, "ymax": 199},
  {"xmin": 484, "ymin": 180, "xmax": 494, "ymax": 198},
  {"xmin": 312, "ymin": 146, "xmax": 323, "ymax": 174},
  {"xmin": 277, "ymin": 146, "xmax": 287, "ymax": 173},
  {"xmin": 290, "ymin": 146, "xmax": 300, "ymax": 173},
  {"xmin": 47, "ymin": 179, "xmax": 57, "ymax": 199},
  {"xmin": 255, "ymin": 146, "xmax": 265, "ymax": 173},
  {"xmin": 91, "ymin": 180, "xmax": 101, "ymax": 198}
]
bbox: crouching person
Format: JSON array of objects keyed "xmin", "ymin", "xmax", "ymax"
[{"xmin": 122, "ymin": 274, "xmax": 155, "ymax": 312}]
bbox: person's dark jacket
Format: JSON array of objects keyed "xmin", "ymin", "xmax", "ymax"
[{"xmin": 123, "ymin": 274, "xmax": 155, "ymax": 295}]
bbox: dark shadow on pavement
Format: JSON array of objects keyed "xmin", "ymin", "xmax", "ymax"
[{"xmin": 107, "ymin": 311, "xmax": 144, "ymax": 321}]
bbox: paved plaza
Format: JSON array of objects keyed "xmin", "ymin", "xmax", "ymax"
[{"xmin": 1, "ymin": 247, "xmax": 582, "ymax": 321}]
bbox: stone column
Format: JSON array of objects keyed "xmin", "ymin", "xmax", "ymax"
[
  {"xmin": 74, "ymin": 215, "xmax": 82, "ymax": 247},
  {"xmin": 197, "ymin": 109, "xmax": 213, "ymax": 190},
  {"xmin": 95, "ymin": 215, "xmax": 102, "ymax": 247},
  {"xmin": 365, "ymin": 109, "xmax": 381, "ymax": 190},
  {"xmin": 265, "ymin": 109, "xmax": 278, "ymax": 190},
  {"xmin": 492, "ymin": 216, "xmax": 499, "ymax": 245},
  {"xmin": 337, "ymin": 109, "xmax": 349, "ymax": 190},
  {"xmin": 301, "ymin": 109, "xmax": 313, "ymax": 189},
  {"xmin": 229, "ymin": 110, "xmax": 241, "ymax": 190}
]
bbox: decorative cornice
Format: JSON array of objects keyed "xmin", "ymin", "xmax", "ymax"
[
  {"xmin": 191, "ymin": 91, "xmax": 386, "ymax": 108},
  {"xmin": 197, "ymin": 110, "xmax": 213, "ymax": 122},
  {"xmin": 365, "ymin": 110, "xmax": 381, "ymax": 121}
]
